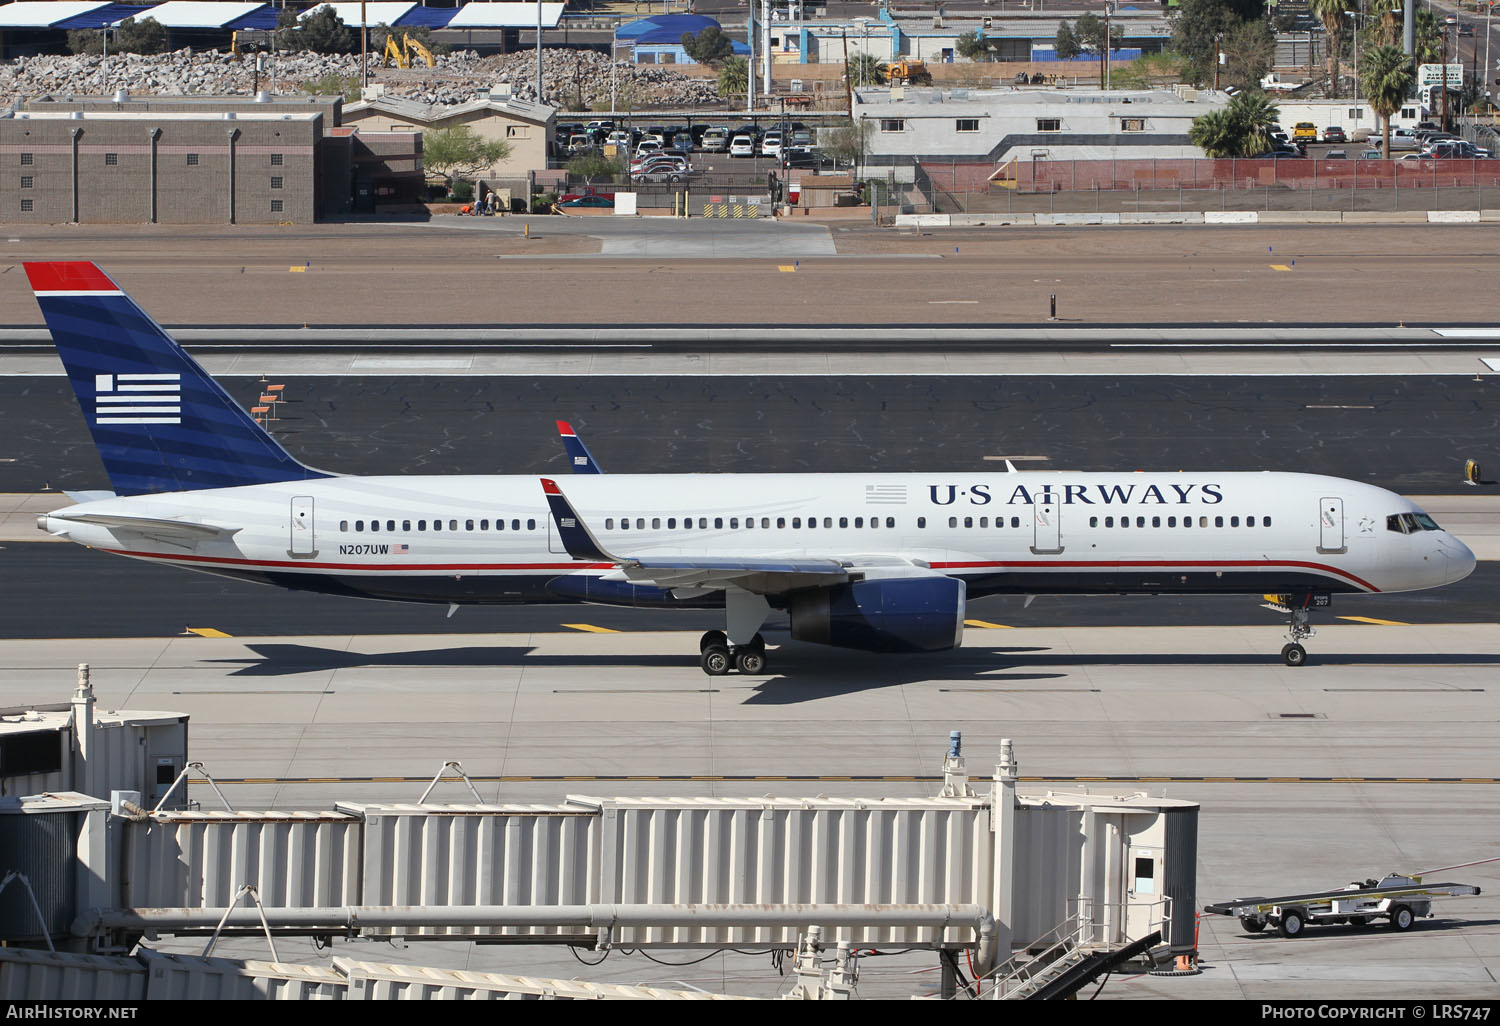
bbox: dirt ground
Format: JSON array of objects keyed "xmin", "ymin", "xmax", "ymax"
[{"xmin": 0, "ymin": 220, "xmax": 1494, "ymax": 326}]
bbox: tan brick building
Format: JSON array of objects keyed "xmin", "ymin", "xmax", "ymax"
[{"xmin": 2, "ymin": 106, "xmax": 324, "ymax": 225}]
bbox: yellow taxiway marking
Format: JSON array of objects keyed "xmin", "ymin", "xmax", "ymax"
[
  {"xmin": 185, "ymin": 627, "xmax": 232, "ymax": 638},
  {"xmin": 288, "ymin": 266, "xmax": 307, "ymax": 272},
  {"xmin": 778, "ymin": 265, "xmax": 796, "ymax": 272},
  {"xmin": 1270, "ymin": 264, "xmax": 1292, "ymax": 271},
  {"xmin": 562, "ymin": 623, "xmax": 621, "ymax": 633},
  {"xmin": 963, "ymin": 619, "xmax": 1013, "ymax": 629},
  {"xmin": 1338, "ymin": 616, "xmax": 1411, "ymax": 626}
]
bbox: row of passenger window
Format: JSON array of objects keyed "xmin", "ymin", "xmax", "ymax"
[
  {"xmin": 341, "ymin": 518, "xmax": 538, "ymax": 533},
  {"xmin": 606, "ymin": 516, "xmax": 899, "ymax": 530},
  {"xmin": 1088, "ymin": 514, "xmax": 1271, "ymax": 529}
]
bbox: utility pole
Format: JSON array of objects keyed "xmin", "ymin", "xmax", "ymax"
[
  {"xmin": 762, "ymin": 0, "xmax": 772, "ymax": 100},
  {"xmin": 1213, "ymin": 30, "xmax": 1222, "ymax": 91},
  {"xmin": 360, "ymin": 0, "xmax": 367, "ymax": 93},
  {"xmin": 748, "ymin": 1, "xmax": 756, "ymax": 113},
  {"xmin": 536, "ymin": 0, "xmax": 544, "ymax": 103},
  {"xmin": 842, "ymin": 28, "xmax": 852, "ymax": 117}
]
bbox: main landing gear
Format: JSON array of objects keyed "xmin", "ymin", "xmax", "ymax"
[{"xmin": 700, "ymin": 630, "xmax": 766, "ymax": 676}]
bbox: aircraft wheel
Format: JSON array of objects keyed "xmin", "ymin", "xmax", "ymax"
[
  {"xmin": 734, "ymin": 648, "xmax": 766, "ymax": 675},
  {"xmin": 1390, "ymin": 905, "xmax": 1415, "ymax": 931},
  {"xmin": 1278, "ymin": 909, "xmax": 1306, "ymax": 938},
  {"xmin": 1240, "ymin": 916, "xmax": 1266, "ymax": 933},
  {"xmin": 701, "ymin": 644, "xmax": 731, "ymax": 676},
  {"xmin": 1282, "ymin": 643, "xmax": 1307, "ymax": 667},
  {"xmin": 700, "ymin": 630, "xmax": 727, "ymax": 653}
]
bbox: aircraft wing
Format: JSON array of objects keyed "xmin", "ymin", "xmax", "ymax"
[
  {"xmin": 540, "ymin": 478, "xmax": 853, "ymax": 593},
  {"xmin": 48, "ymin": 511, "xmax": 241, "ymax": 541}
]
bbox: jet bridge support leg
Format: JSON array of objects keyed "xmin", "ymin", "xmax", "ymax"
[{"xmin": 701, "ymin": 589, "xmax": 770, "ymax": 676}]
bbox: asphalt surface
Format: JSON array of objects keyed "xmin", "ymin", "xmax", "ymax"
[
  {"xmin": 3, "ymin": 374, "xmax": 1494, "ymax": 494},
  {"xmin": 9, "ymin": 222, "xmax": 1500, "ymax": 327},
  {"xmin": 1, "ymin": 541, "xmax": 1492, "ymax": 640}
]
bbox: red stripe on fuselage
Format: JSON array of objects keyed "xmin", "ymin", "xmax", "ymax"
[
  {"xmin": 24, "ymin": 261, "xmax": 119, "ymax": 293},
  {"xmin": 99, "ymin": 547, "xmax": 1377, "ymax": 591},
  {"xmin": 929, "ymin": 559, "xmax": 1378, "ymax": 592}
]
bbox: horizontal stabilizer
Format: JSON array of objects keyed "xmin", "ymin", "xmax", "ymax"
[{"xmin": 48, "ymin": 511, "xmax": 239, "ymax": 540}]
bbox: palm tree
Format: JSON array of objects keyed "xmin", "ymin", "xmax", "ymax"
[
  {"xmin": 1414, "ymin": 9, "xmax": 1443, "ymax": 64},
  {"xmin": 846, "ymin": 53, "xmax": 887, "ymax": 88},
  {"xmin": 1365, "ymin": 0, "xmax": 1402, "ymax": 48},
  {"xmin": 1361, "ymin": 44, "xmax": 1415, "ymax": 157},
  {"xmin": 1189, "ymin": 109, "xmax": 1241, "ymax": 157},
  {"xmin": 1309, "ymin": 0, "xmax": 1353, "ymax": 96},
  {"xmin": 1189, "ymin": 93, "xmax": 1283, "ymax": 158},
  {"xmin": 717, "ymin": 56, "xmax": 747, "ymax": 107}
]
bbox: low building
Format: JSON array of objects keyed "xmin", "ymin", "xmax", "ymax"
[
  {"xmin": 341, "ymin": 92, "xmax": 554, "ymax": 182},
  {"xmin": 766, "ymin": 8, "xmax": 1171, "ymax": 66},
  {"xmin": 1, "ymin": 107, "xmax": 324, "ymax": 223},
  {"xmin": 616, "ymin": 13, "xmax": 749, "ymax": 65},
  {"xmin": 856, "ymin": 84, "xmax": 1229, "ymax": 174}
]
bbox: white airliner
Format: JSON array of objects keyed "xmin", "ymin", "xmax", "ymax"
[{"xmin": 28, "ymin": 261, "xmax": 1476, "ymax": 675}]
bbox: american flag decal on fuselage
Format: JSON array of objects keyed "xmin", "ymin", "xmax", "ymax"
[
  {"xmin": 865, "ymin": 484, "xmax": 907, "ymax": 504},
  {"xmin": 94, "ymin": 373, "xmax": 182, "ymax": 425}
]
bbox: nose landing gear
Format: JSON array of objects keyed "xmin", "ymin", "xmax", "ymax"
[{"xmin": 1272, "ymin": 594, "xmax": 1324, "ymax": 667}]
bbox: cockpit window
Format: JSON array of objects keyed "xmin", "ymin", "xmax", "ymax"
[
  {"xmin": 1386, "ymin": 514, "xmax": 1407, "ymax": 534},
  {"xmin": 1413, "ymin": 512, "xmax": 1441, "ymax": 531},
  {"xmin": 1400, "ymin": 513, "xmax": 1422, "ymax": 533}
]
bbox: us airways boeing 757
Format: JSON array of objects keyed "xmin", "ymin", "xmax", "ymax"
[{"xmin": 28, "ymin": 261, "xmax": 1476, "ymax": 675}]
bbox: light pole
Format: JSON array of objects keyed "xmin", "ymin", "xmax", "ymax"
[
  {"xmin": 1487, "ymin": 1, "xmax": 1495, "ymax": 107},
  {"xmin": 1104, "ymin": 1, "xmax": 1114, "ymax": 91},
  {"xmin": 1442, "ymin": 14, "xmax": 1456, "ymax": 131}
]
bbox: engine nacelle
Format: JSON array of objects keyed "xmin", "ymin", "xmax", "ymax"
[{"xmin": 789, "ymin": 576, "xmax": 966, "ymax": 653}]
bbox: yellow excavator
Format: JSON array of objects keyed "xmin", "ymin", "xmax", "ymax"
[
  {"xmin": 887, "ymin": 58, "xmax": 932, "ymax": 85},
  {"xmin": 383, "ymin": 32, "xmax": 436, "ymax": 69}
]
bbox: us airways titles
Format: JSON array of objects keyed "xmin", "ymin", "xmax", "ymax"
[{"xmin": 928, "ymin": 482, "xmax": 1226, "ymax": 506}]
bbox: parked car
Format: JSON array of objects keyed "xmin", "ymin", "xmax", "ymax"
[
  {"xmin": 634, "ymin": 140, "xmax": 663, "ymax": 160},
  {"xmin": 1324, "ymin": 149, "xmax": 1348, "ymax": 159},
  {"xmin": 1323, "ymin": 126, "xmax": 1347, "ymax": 143},
  {"xmin": 671, "ymin": 131, "xmax": 694, "ymax": 152},
  {"xmin": 729, "ymin": 134, "xmax": 755, "ymax": 157},
  {"xmin": 632, "ymin": 166, "xmax": 695, "ymax": 183},
  {"xmin": 1292, "ymin": 122, "xmax": 1318, "ymax": 141},
  {"xmin": 761, "ymin": 130, "xmax": 785, "ymax": 157},
  {"xmin": 1360, "ymin": 149, "xmax": 1382, "ymax": 159},
  {"xmin": 558, "ymin": 195, "xmax": 614, "ymax": 208},
  {"xmin": 701, "ymin": 127, "xmax": 731, "ymax": 152},
  {"xmin": 781, "ymin": 147, "xmax": 835, "ymax": 170},
  {"xmin": 566, "ymin": 133, "xmax": 593, "ymax": 155},
  {"xmin": 1372, "ymin": 128, "xmax": 1421, "ymax": 151}
]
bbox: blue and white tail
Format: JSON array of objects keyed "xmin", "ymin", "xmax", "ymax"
[{"xmin": 27, "ymin": 261, "xmax": 330, "ymax": 496}]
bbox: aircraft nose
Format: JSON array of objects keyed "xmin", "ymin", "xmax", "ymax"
[{"xmin": 1440, "ymin": 536, "xmax": 1478, "ymax": 584}]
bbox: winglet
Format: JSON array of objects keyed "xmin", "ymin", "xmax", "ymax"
[
  {"xmin": 556, "ymin": 420, "xmax": 604, "ymax": 474},
  {"xmin": 540, "ymin": 478, "xmax": 618, "ymax": 562}
]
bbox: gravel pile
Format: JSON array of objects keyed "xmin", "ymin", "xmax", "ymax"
[{"xmin": 0, "ymin": 47, "xmax": 724, "ymax": 110}]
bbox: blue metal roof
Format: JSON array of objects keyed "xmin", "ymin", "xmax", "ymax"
[
  {"xmin": 395, "ymin": 5, "xmax": 456, "ymax": 27},
  {"xmin": 222, "ymin": 5, "xmax": 277, "ymax": 29},
  {"xmin": 54, "ymin": 3, "xmax": 153, "ymax": 28},
  {"xmin": 617, "ymin": 13, "xmax": 719, "ymax": 41}
]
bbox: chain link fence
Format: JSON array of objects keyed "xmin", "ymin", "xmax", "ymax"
[{"xmin": 913, "ymin": 157, "xmax": 1500, "ymax": 215}]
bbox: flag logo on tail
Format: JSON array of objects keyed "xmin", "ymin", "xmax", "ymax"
[{"xmin": 94, "ymin": 373, "xmax": 181, "ymax": 425}]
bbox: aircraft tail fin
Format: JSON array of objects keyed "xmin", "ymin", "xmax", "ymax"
[{"xmin": 26, "ymin": 261, "xmax": 331, "ymax": 496}]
